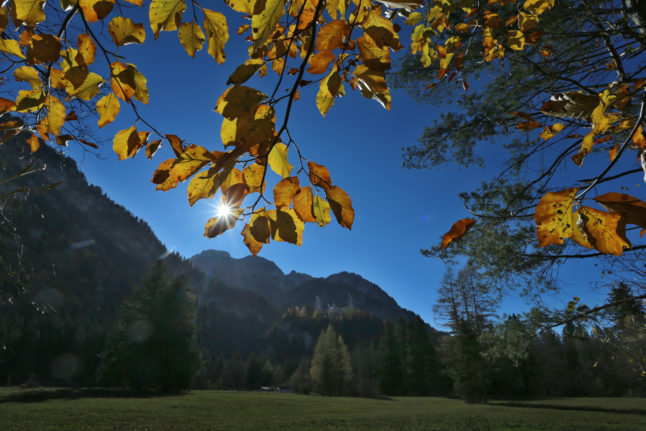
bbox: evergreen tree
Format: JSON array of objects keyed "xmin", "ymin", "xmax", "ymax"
[
  {"xmin": 379, "ymin": 320, "xmax": 403, "ymax": 395},
  {"xmin": 310, "ymin": 324, "xmax": 353, "ymax": 395},
  {"xmin": 97, "ymin": 261, "xmax": 201, "ymax": 392}
]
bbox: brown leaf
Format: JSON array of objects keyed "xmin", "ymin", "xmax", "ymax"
[
  {"xmin": 274, "ymin": 176, "xmax": 300, "ymax": 208},
  {"xmin": 594, "ymin": 192, "xmax": 646, "ymax": 230},
  {"xmin": 316, "ymin": 20, "xmax": 350, "ymax": 51},
  {"xmin": 26, "ymin": 34, "xmax": 61, "ymax": 65},
  {"xmin": 441, "ymin": 218, "xmax": 476, "ymax": 249},
  {"xmin": 307, "ymin": 50, "xmax": 335, "ymax": 74},
  {"xmin": 293, "ymin": 186, "xmax": 316, "ymax": 222},
  {"xmin": 146, "ymin": 139, "xmax": 162, "ymax": 158},
  {"xmin": 242, "ymin": 223, "xmax": 264, "ymax": 255},
  {"xmin": 166, "ymin": 134, "xmax": 184, "ymax": 157}
]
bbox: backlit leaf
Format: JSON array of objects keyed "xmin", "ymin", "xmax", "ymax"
[
  {"xmin": 78, "ymin": 0, "xmax": 114, "ymax": 23},
  {"xmin": 242, "ymin": 223, "xmax": 264, "ymax": 255},
  {"xmin": 293, "ymin": 186, "xmax": 316, "ymax": 222},
  {"xmin": 316, "ymin": 68, "xmax": 344, "ymax": 116},
  {"xmin": 539, "ymin": 123, "xmax": 565, "ymax": 141},
  {"xmin": 203, "ymin": 8, "xmax": 228, "ymax": 63},
  {"xmin": 594, "ymin": 192, "xmax": 646, "ymax": 230},
  {"xmin": 274, "ymin": 176, "xmax": 300, "ymax": 208},
  {"xmin": 187, "ymin": 164, "xmax": 234, "ymax": 206},
  {"xmin": 96, "ymin": 92, "xmax": 120, "ymax": 128},
  {"xmin": 224, "ymin": 0, "xmax": 254, "ymax": 15},
  {"xmin": 251, "ymin": 0, "xmax": 285, "ymax": 48},
  {"xmin": 357, "ymin": 33, "xmax": 391, "ymax": 71},
  {"xmin": 243, "ymin": 163, "xmax": 265, "ymax": 193},
  {"xmin": 571, "ymin": 206, "xmax": 629, "ymax": 256},
  {"xmin": 0, "ymin": 97, "xmax": 16, "ymax": 114},
  {"xmin": 362, "ymin": 6, "xmax": 402, "ymax": 51},
  {"xmin": 308, "ymin": 51, "xmax": 336, "ymax": 74},
  {"xmin": 270, "ymin": 208, "xmax": 304, "ymax": 245},
  {"xmin": 16, "ymin": 89, "xmax": 45, "ymax": 112},
  {"xmin": 316, "ymin": 20, "xmax": 350, "ymax": 51},
  {"xmin": 353, "ymin": 65, "xmax": 391, "ymax": 110},
  {"xmin": 166, "ymin": 134, "xmax": 184, "ymax": 157},
  {"xmin": 312, "ymin": 195, "xmax": 331, "ymax": 226},
  {"xmin": 308, "ymin": 161, "xmax": 332, "ymax": 189},
  {"xmin": 149, "ymin": 0, "xmax": 186, "ymax": 38},
  {"xmin": 146, "ymin": 139, "xmax": 162, "ymax": 158},
  {"xmin": 68, "ymin": 72, "xmax": 104, "ymax": 101},
  {"xmin": 14, "ymin": 66, "xmax": 42, "ymax": 89},
  {"xmin": 0, "ymin": 39, "xmax": 25, "ymax": 59},
  {"xmin": 227, "ymin": 59, "xmax": 265, "ymax": 84},
  {"xmin": 441, "ymin": 218, "xmax": 476, "ymax": 249},
  {"xmin": 204, "ymin": 214, "xmax": 238, "ymax": 238},
  {"xmin": 27, "ymin": 133, "xmax": 40, "ymax": 152},
  {"xmin": 77, "ymin": 34, "xmax": 96, "ymax": 66},
  {"xmin": 325, "ymin": 185, "xmax": 354, "ymax": 229},
  {"xmin": 268, "ymin": 143, "xmax": 293, "ymax": 178},
  {"xmin": 534, "ymin": 188, "xmax": 577, "ymax": 247},
  {"xmin": 109, "ymin": 16, "xmax": 146, "ymax": 46},
  {"xmin": 113, "ymin": 126, "xmax": 149, "ymax": 160},
  {"xmin": 507, "ymin": 30, "xmax": 525, "ymax": 51},
  {"xmin": 216, "ymin": 86, "xmax": 266, "ymax": 119},
  {"xmin": 43, "ymin": 95, "xmax": 65, "ymax": 136},
  {"xmin": 249, "ymin": 208, "xmax": 272, "ymax": 243},
  {"xmin": 178, "ymin": 22, "xmax": 205, "ymax": 57},
  {"xmin": 12, "ymin": 0, "xmax": 46, "ymax": 26}
]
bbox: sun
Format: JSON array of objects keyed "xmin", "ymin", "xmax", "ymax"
[{"xmin": 216, "ymin": 203, "xmax": 232, "ymax": 218}]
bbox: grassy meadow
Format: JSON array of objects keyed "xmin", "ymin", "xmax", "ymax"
[{"xmin": 0, "ymin": 388, "xmax": 644, "ymax": 431}]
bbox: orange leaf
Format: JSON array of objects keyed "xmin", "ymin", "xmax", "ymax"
[
  {"xmin": 324, "ymin": 185, "xmax": 354, "ymax": 229},
  {"xmin": 274, "ymin": 176, "xmax": 300, "ymax": 208},
  {"xmin": 441, "ymin": 218, "xmax": 476, "ymax": 249},
  {"xmin": 594, "ymin": 192, "xmax": 646, "ymax": 230},
  {"xmin": 316, "ymin": 20, "xmax": 350, "ymax": 51},
  {"xmin": 308, "ymin": 161, "xmax": 332, "ymax": 189},
  {"xmin": 633, "ymin": 125, "xmax": 646, "ymax": 149},
  {"xmin": 308, "ymin": 50, "xmax": 335, "ymax": 74},
  {"xmin": 571, "ymin": 206, "xmax": 630, "ymax": 256}
]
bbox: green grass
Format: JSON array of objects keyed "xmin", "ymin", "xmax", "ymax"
[{"xmin": 0, "ymin": 388, "xmax": 644, "ymax": 431}]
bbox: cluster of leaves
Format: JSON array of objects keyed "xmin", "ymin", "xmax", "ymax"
[
  {"xmin": 411, "ymin": 0, "xmax": 646, "ymax": 257},
  {"xmin": 2, "ymin": 0, "xmax": 644, "ymax": 257},
  {"xmin": 0, "ymin": 0, "xmax": 435, "ymax": 254}
]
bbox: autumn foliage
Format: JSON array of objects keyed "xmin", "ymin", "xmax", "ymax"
[{"xmin": 1, "ymin": 0, "xmax": 645, "ymax": 256}]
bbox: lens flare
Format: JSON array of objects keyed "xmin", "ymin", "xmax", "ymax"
[{"xmin": 216, "ymin": 203, "xmax": 232, "ymax": 218}]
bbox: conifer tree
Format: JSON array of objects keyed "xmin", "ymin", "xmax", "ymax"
[{"xmin": 97, "ymin": 261, "xmax": 201, "ymax": 392}]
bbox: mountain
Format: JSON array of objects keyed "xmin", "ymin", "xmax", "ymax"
[{"xmin": 190, "ymin": 250, "xmax": 418, "ymax": 321}]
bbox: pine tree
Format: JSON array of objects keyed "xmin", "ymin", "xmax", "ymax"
[
  {"xmin": 97, "ymin": 261, "xmax": 201, "ymax": 392},
  {"xmin": 310, "ymin": 324, "xmax": 353, "ymax": 395}
]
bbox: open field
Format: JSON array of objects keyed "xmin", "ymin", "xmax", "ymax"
[{"xmin": 0, "ymin": 388, "xmax": 644, "ymax": 431}]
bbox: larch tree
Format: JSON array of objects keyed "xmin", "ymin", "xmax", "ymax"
[{"xmin": 310, "ymin": 324, "xmax": 353, "ymax": 395}]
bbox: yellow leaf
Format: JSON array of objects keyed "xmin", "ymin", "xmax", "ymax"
[
  {"xmin": 178, "ymin": 22, "xmax": 205, "ymax": 57},
  {"xmin": 312, "ymin": 195, "xmax": 331, "ymax": 227},
  {"xmin": 15, "ymin": 89, "xmax": 44, "ymax": 112},
  {"xmin": 132, "ymin": 65, "xmax": 149, "ymax": 104},
  {"xmin": 108, "ymin": 16, "xmax": 146, "ymax": 46},
  {"xmin": 249, "ymin": 208, "xmax": 272, "ymax": 243},
  {"xmin": 353, "ymin": 65, "xmax": 391, "ymax": 110},
  {"xmin": 274, "ymin": 176, "xmax": 300, "ymax": 208},
  {"xmin": 113, "ymin": 126, "xmax": 149, "ymax": 160},
  {"xmin": 149, "ymin": 0, "xmax": 186, "ymax": 38},
  {"xmin": 96, "ymin": 92, "xmax": 120, "ymax": 128},
  {"xmin": 357, "ymin": 33, "xmax": 390, "ymax": 71},
  {"xmin": 14, "ymin": 66, "xmax": 42, "ymax": 89},
  {"xmin": 454, "ymin": 23, "xmax": 470, "ymax": 32},
  {"xmin": 441, "ymin": 218, "xmax": 477, "ymax": 249},
  {"xmin": 243, "ymin": 163, "xmax": 266, "ymax": 193},
  {"xmin": 325, "ymin": 185, "xmax": 354, "ymax": 229},
  {"xmin": 227, "ymin": 59, "xmax": 265, "ymax": 84},
  {"xmin": 77, "ymin": 34, "xmax": 96, "ymax": 66},
  {"xmin": 316, "ymin": 20, "xmax": 350, "ymax": 51},
  {"xmin": 242, "ymin": 223, "xmax": 264, "ymax": 255},
  {"xmin": 12, "ymin": 0, "xmax": 46, "ymax": 26},
  {"xmin": 215, "ymin": 85, "xmax": 267, "ymax": 119},
  {"xmin": 251, "ymin": 0, "xmax": 285, "ymax": 48},
  {"xmin": 268, "ymin": 142, "xmax": 293, "ymax": 178},
  {"xmin": 362, "ymin": 6, "xmax": 402, "ymax": 51},
  {"xmin": 202, "ymin": 8, "xmax": 228, "ymax": 63},
  {"xmin": 571, "ymin": 206, "xmax": 629, "ymax": 256},
  {"xmin": 316, "ymin": 68, "xmax": 344, "ymax": 116},
  {"xmin": 27, "ymin": 133, "xmax": 40, "ymax": 152},
  {"xmin": 78, "ymin": 0, "xmax": 114, "ymax": 23},
  {"xmin": 204, "ymin": 214, "xmax": 238, "ymax": 238},
  {"xmin": 523, "ymin": 0, "xmax": 554, "ymax": 16},
  {"xmin": 405, "ymin": 12, "xmax": 423, "ymax": 26},
  {"xmin": 187, "ymin": 164, "xmax": 232, "ymax": 206},
  {"xmin": 539, "ymin": 123, "xmax": 565, "ymax": 141},
  {"xmin": 221, "ymin": 104, "xmax": 275, "ymax": 155},
  {"xmin": 270, "ymin": 208, "xmax": 304, "ymax": 245},
  {"xmin": 572, "ymin": 131, "xmax": 594, "ymax": 166},
  {"xmin": 68, "ymin": 72, "xmax": 104, "ymax": 101},
  {"xmin": 507, "ymin": 30, "xmax": 525, "ymax": 51},
  {"xmin": 224, "ymin": 0, "xmax": 254, "ymax": 15},
  {"xmin": 0, "ymin": 39, "xmax": 25, "ymax": 59},
  {"xmin": 534, "ymin": 188, "xmax": 578, "ymax": 247},
  {"xmin": 44, "ymin": 95, "xmax": 65, "ymax": 136}
]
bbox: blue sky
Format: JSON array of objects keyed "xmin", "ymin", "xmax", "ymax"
[{"xmin": 54, "ymin": 4, "xmax": 629, "ymax": 327}]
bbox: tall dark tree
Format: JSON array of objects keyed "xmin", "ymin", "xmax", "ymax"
[
  {"xmin": 310, "ymin": 324, "xmax": 353, "ymax": 395},
  {"xmin": 97, "ymin": 262, "xmax": 201, "ymax": 392}
]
